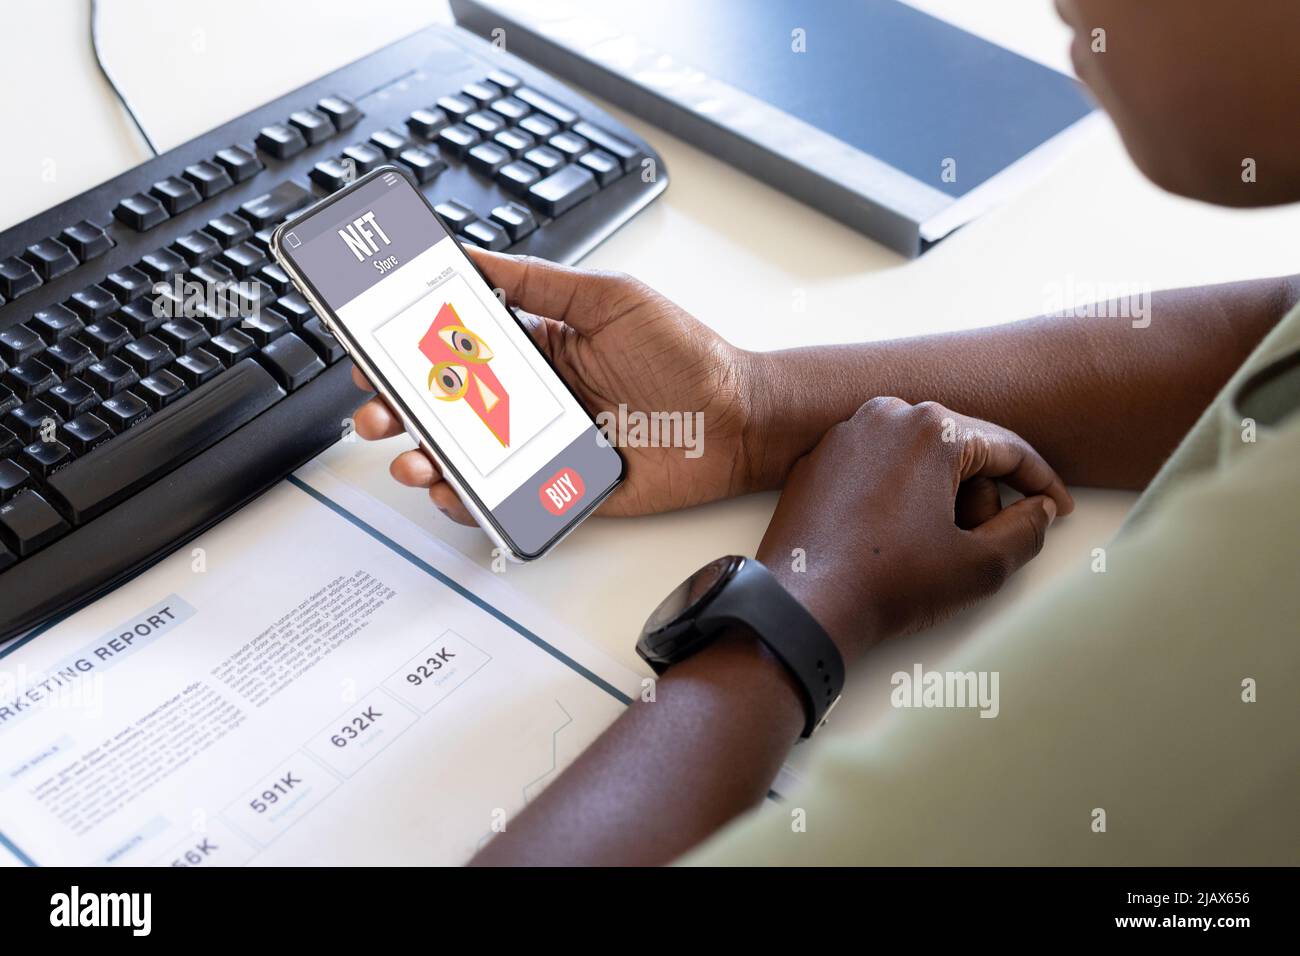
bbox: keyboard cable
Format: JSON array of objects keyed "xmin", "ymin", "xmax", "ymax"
[{"xmin": 89, "ymin": 0, "xmax": 161, "ymax": 157}]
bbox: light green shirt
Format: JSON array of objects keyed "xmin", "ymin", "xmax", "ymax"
[{"xmin": 685, "ymin": 303, "xmax": 1300, "ymax": 865}]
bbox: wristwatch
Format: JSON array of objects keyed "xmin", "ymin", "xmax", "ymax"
[{"xmin": 636, "ymin": 556, "xmax": 845, "ymax": 738}]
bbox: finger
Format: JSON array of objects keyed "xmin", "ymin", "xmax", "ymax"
[
  {"xmin": 389, "ymin": 449, "xmax": 442, "ymax": 488},
  {"xmin": 465, "ymin": 247, "xmax": 631, "ymax": 335},
  {"xmin": 970, "ymin": 494, "xmax": 1057, "ymax": 581},
  {"xmin": 350, "ymin": 364, "xmax": 374, "ymax": 392},
  {"xmin": 959, "ymin": 423, "xmax": 1075, "ymax": 517},
  {"xmin": 429, "ymin": 481, "xmax": 477, "ymax": 525},
  {"xmin": 352, "ymin": 397, "xmax": 405, "ymax": 440},
  {"xmin": 955, "ymin": 476, "xmax": 1001, "ymax": 530}
]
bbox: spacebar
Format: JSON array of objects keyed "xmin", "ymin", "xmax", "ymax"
[{"xmin": 46, "ymin": 359, "xmax": 286, "ymax": 524}]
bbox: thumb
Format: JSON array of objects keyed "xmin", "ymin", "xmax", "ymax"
[
  {"xmin": 466, "ymin": 247, "xmax": 626, "ymax": 335},
  {"xmin": 969, "ymin": 494, "xmax": 1057, "ymax": 581}
]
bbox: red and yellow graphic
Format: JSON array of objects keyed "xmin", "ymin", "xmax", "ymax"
[{"xmin": 418, "ymin": 302, "xmax": 510, "ymax": 446}]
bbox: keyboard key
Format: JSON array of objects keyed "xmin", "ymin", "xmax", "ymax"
[
  {"xmin": 6, "ymin": 400, "xmax": 61, "ymax": 443},
  {"xmin": 433, "ymin": 200, "xmax": 477, "ymax": 230},
  {"xmin": 122, "ymin": 335, "xmax": 176, "ymax": 375},
  {"xmin": 369, "ymin": 127, "xmax": 410, "ymax": 158},
  {"xmin": 493, "ymin": 127, "xmax": 535, "ymax": 158},
  {"xmin": 103, "ymin": 265, "xmax": 152, "ymax": 302},
  {"xmin": 97, "ymin": 391, "xmax": 150, "ymax": 432},
  {"xmin": 256, "ymin": 123, "xmax": 308, "ymax": 159},
  {"xmin": 0, "ymin": 459, "xmax": 29, "ymax": 502},
  {"xmin": 20, "ymin": 439, "xmax": 73, "ymax": 479},
  {"xmin": 317, "ymin": 94, "xmax": 362, "ymax": 131},
  {"xmin": 114, "ymin": 192, "xmax": 169, "ymax": 230},
  {"xmin": 172, "ymin": 230, "xmax": 221, "ymax": 266},
  {"xmin": 486, "ymin": 69, "xmax": 520, "ymax": 91},
  {"xmin": 523, "ymin": 145, "xmax": 565, "ymax": 175},
  {"xmin": 225, "ymin": 280, "xmax": 273, "ymax": 317},
  {"xmin": 528, "ymin": 164, "xmax": 599, "ymax": 217},
  {"xmin": 437, "ymin": 123, "xmax": 481, "ymax": 157},
  {"xmin": 0, "ymin": 388, "xmax": 16, "ymax": 420},
  {"xmin": 136, "ymin": 369, "xmax": 189, "ymax": 409},
  {"xmin": 0, "ymin": 325, "xmax": 44, "ymax": 364},
  {"xmin": 61, "ymin": 413, "xmax": 113, "ymax": 455},
  {"xmin": 490, "ymin": 202, "xmax": 538, "ymax": 242},
  {"xmin": 579, "ymin": 148, "xmax": 625, "ymax": 186},
  {"xmin": 83, "ymin": 356, "xmax": 139, "ymax": 397},
  {"xmin": 310, "ymin": 158, "xmax": 353, "ymax": 191},
  {"xmin": 289, "ymin": 108, "xmax": 334, "ymax": 145},
  {"xmin": 299, "ymin": 317, "xmax": 345, "ymax": 364},
  {"xmin": 572, "ymin": 121, "xmax": 643, "ymax": 171},
  {"xmin": 59, "ymin": 220, "xmax": 114, "ymax": 260},
  {"xmin": 66, "ymin": 283, "xmax": 120, "ymax": 321},
  {"xmin": 497, "ymin": 160, "xmax": 542, "ymax": 196},
  {"xmin": 23, "ymin": 238, "xmax": 79, "ymax": 280},
  {"xmin": 45, "ymin": 378, "xmax": 99, "ymax": 419},
  {"xmin": 31, "ymin": 304, "xmax": 85, "ymax": 344},
  {"xmin": 3, "ymin": 359, "xmax": 58, "ymax": 400},
  {"xmin": 0, "ymin": 256, "xmax": 42, "ymax": 299},
  {"xmin": 467, "ymin": 141, "xmax": 511, "ymax": 175},
  {"xmin": 239, "ymin": 181, "xmax": 311, "ymax": 229},
  {"xmin": 183, "ymin": 160, "xmax": 235, "ymax": 199},
  {"xmin": 78, "ymin": 318, "xmax": 132, "ymax": 357},
  {"xmin": 259, "ymin": 332, "xmax": 325, "ymax": 390},
  {"xmin": 0, "ymin": 489, "xmax": 69, "ymax": 556},
  {"xmin": 549, "ymin": 130, "xmax": 590, "ymax": 161},
  {"xmin": 437, "ymin": 94, "xmax": 475, "ymax": 119},
  {"xmin": 205, "ymin": 213, "xmax": 254, "ymax": 248},
  {"xmin": 396, "ymin": 147, "xmax": 446, "ymax": 185},
  {"xmin": 240, "ymin": 311, "xmax": 290, "ymax": 347},
  {"xmin": 489, "ymin": 97, "xmax": 529, "ymax": 123},
  {"xmin": 341, "ymin": 143, "xmax": 385, "ymax": 176},
  {"xmin": 268, "ymin": 292, "xmax": 313, "ymax": 329},
  {"xmin": 256, "ymin": 262, "xmax": 292, "ymax": 295},
  {"xmin": 214, "ymin": 144, "xmax": 263, "ymax": 182},
  {"xmin": 515, "ymin": 88, "xmax": 578, "ymax": 128},
  {"xmin": 114, "ymin": 300, "xmax": 164, "ymax": 338},
  {"xmin": 157, "ymin": 317, "xmax": 209, "ymax": 355},
  {"xmin": 462, "ymin": 80, "xmax": 502, "ymax": 106},
  {"xmin": 139, "ymin": 247, "xmax": 187, "ymax": 282},
  {"xmin": 518, "ymin": 114, "xmax": 559, "ymax": 140},
  {"xmin": 150, "ymin": 177, "xmax": 202, "ymax": 215},
  {"xmin": 465, "ymin": 110, "xmax": 505, "ymax": 136},
  {"xmin": 219, "ymin": 242, "xmax": 268, "ymax": 279},
  {"xmin": 172, "ymin": 347, "xmax": 222, "ymax": 387},
  {"xmin": 407, "ymin": 107, "xmax": 448, "ymax": 141},
  {"xmin": 460, "ymin": 219, "xmax": 509, "ymax": 251},
  {"xmin": 44, "ymin": 338, "xmax": 95, "ymax": 378},
  {"xmin": 207, "ymin": 329, "xmax": 257, "ymax": 366},
  {"xmin": 44, "ymin": 358, "xmax": 284, "ymax": 524}
]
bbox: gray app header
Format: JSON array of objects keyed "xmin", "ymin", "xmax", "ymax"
[{"xmin": 282, "ymin": 172, "xmax": 449, "ymax": 309}]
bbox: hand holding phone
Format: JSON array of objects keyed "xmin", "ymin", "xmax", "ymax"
[
  {"xmin": 272, "ymin": 168, "xmax": 623, "ymax": 560},
  {"xmin": 350, "ymin": 248, "xmax": 763, "ymax": 526}
]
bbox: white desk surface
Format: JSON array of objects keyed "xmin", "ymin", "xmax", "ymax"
[{"xmin": 5, "ymin": 1, "xmax": 1300, "ymax": 759}]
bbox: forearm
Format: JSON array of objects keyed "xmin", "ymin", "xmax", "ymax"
[
  {"xmin": 744, "ymin": 275, "xmax": 1300, "ymax": 490},
  {"xmin": 469, "ymin": 629, "xmax": 804, "ymax": 866}
]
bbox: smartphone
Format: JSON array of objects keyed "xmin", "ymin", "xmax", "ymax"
[{"xmin": 270, "ymin": 167, "xmax": 624, "ymax": 560}]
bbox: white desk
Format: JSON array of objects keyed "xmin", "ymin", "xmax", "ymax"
[{"xmin": 5, "ymin": 1, "xmax": 1299, "ymax": 759}]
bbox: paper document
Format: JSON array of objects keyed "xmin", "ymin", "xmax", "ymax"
[{"xmin": 0, "ymin": 463, "xmax": 640, "ymax": 866}]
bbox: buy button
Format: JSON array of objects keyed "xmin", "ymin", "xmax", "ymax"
[{"xmin": 538, "ymin": 467, "xmax": 586, "ymax": 516}]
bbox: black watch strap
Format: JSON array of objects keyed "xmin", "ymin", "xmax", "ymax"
[{"xmin": 708, "ymin": 559, "xmax": 845, "ymax": 738}]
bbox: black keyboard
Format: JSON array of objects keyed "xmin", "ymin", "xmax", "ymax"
[{"xmin": 0, "ymin": 24, "xmax": 667, "ymax": 640}]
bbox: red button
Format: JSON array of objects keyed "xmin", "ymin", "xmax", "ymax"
[{"xmin": 538, "ymin": 467, "xmax": 585, "ymax": 516}]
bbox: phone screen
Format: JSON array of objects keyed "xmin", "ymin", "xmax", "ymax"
[{"xmin": 274, "ymin": 169, "xmax": 623, "ymax": 558}]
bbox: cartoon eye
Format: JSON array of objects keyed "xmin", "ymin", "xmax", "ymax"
[
  {"xmin": 428, "ymin": 362, "xmax": 468, "ymax": 400},
  {"xmin": 437, "ymin": 325, "xmax": 493, "ymax": 363}
]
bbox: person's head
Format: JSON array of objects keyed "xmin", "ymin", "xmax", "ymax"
[{"xmin": 1055, "ymin": 0, "xmax": 1300, "ymax": 207}]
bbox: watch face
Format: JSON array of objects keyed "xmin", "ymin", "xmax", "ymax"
[{"xmin": 642, "ymin": 556, "xmax": 740, "ymax": 635}]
